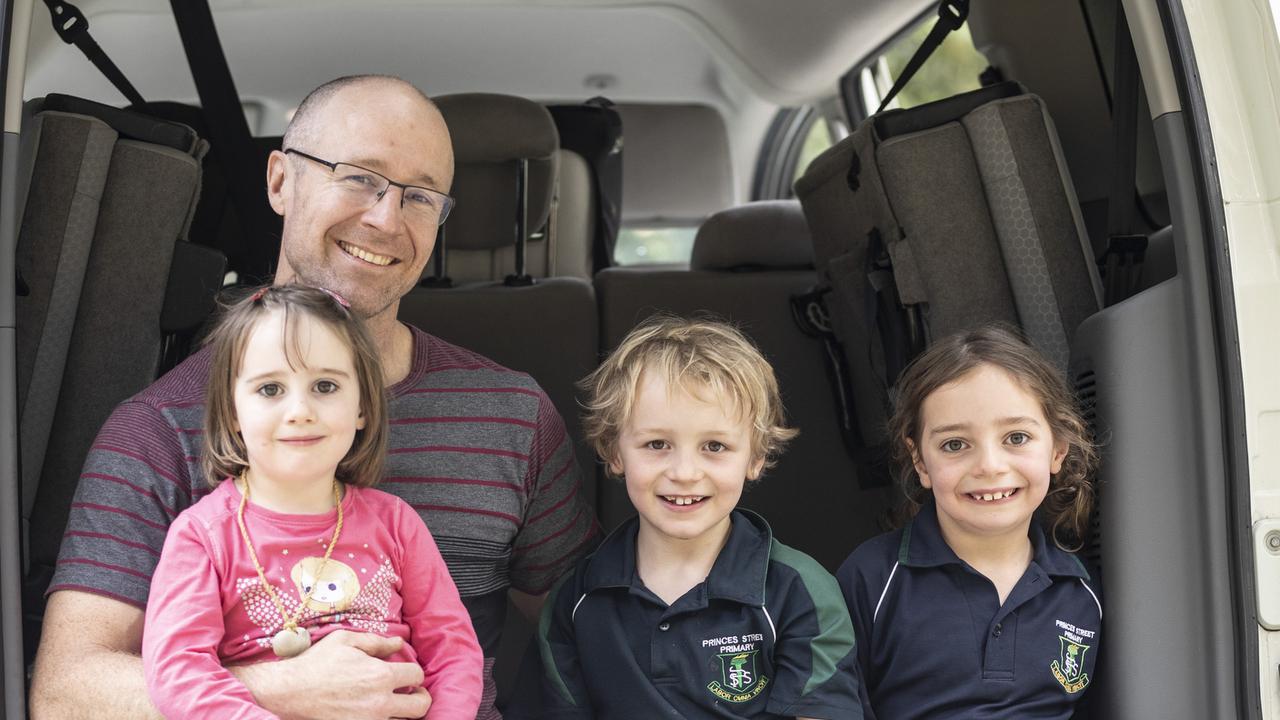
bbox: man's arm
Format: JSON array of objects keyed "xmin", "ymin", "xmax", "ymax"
[
  {"xmin": 30, "ymin": 591, "xmax": 158, "ymax": 719},
  {"xmin": 31, "ymin": 590, "xmax": 433, "ymax": 720}
]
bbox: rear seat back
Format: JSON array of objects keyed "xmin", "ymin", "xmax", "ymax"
[
  {"xmin": 595, "ymin": 201, "xmax": 891, "ymax": 570},
  {"xmin": 17, "ymin": 96, "xmax": 222, "ymax": 638},
  {"xmin": 795, "ymin": 83, "xmax": 1103, "ymax": 466}
]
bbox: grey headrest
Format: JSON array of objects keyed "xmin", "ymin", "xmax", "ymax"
[
  {"xmin": 436, "ymin": 93, "xmax": 559, "ymax": 251},
  {"xmin": 690, "ymin": 200, "xmax": 814, "ymax": 271}
]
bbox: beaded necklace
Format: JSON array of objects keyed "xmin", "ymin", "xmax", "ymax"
[{"xmin": 234, "ymin": 473, "xmax": 345, "ymax": 658}]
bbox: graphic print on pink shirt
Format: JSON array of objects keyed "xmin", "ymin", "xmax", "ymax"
[{"xmin": 234, "ymin": 544, "xmax": 401, "ymax": 650}]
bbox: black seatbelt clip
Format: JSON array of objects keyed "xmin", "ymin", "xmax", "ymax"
[
  {"xmin": 1096, "ymin": 235, "xmax": 1148, "ymax": 266},
  {"xmin": 45, "ymin": 0, "xmax": 89, "ymax": 45},
  {"xmin": 937, "ymin": 0, "xmax": 970, "ymax": 31},
  {"xmin": 1097, "ymin": 234, "xmax": 1149, "ymax": 304}
]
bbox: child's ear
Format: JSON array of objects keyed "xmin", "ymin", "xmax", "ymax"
[
  {"xmin": 606, "ymin": 452, "xmax": 624, "ymax": 477},
  {"xmin": 355, "ymin": 409, "xmax": 366, "ymax": 431},
  {"xmin": 746, "ymin": 455, "xmax": 766, "ymax": 481},
  {"xmin": 1050, "ymin": 438, "xmax": 1068, "ymax": 475},
  {"xmin": 907, "ymin": 437, "xmax": 932, "ymax": 488}
]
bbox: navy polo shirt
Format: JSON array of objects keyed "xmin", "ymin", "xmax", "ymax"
[
  {"xmin": 535, "ymin": 510, "xmax": 863, "ymax": 719},
  {"xmin": 836, "ymin": 501, "xmax": 1102, "ymax": 720}
]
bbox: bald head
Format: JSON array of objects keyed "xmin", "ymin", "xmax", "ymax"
[{"xmin": 283, "ymin": 75, "xmax": 453, "ymax": 185}]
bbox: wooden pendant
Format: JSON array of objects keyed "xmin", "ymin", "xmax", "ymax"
[{"xmin": 271, "ymin": 626, "xmax": 311, "ymax": 658}]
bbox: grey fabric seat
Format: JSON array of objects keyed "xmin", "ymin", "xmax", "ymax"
[
  {"xmin": 594, "ymin": 200, "xmax": 892, "ymax": 571},
  {"xmin": 17, "ymin": 97, "xmax": 219, "ymax": 644}
]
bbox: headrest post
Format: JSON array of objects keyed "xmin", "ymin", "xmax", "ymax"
[
  {"xmin": 419, "ymin": 224, "xmax": 453, "ymax": 288},
  {"xmin": 505, "ymin": 158, "xmax": 534, "ymax": 286}
]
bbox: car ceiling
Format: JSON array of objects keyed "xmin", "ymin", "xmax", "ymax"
[{"xmin": 23, "ymin": 0, "xmax": 933, "ymax": 116}]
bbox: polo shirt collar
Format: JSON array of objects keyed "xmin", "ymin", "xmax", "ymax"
[
  {"xmin": 580, "ymin": 509, "xmax": 774, "ymax": 606},
  {"xmin": 899, "ymin": 500, "xmax": 1091, "ymax": 580}
]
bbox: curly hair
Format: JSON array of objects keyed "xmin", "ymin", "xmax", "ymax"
[
  {"xmin": 889, "ymin": 325, "xmax": 1098, "ymax": 550},
  {"xmin": 579, "ymin": 314, "xmax": 798, "ymax": 478}
]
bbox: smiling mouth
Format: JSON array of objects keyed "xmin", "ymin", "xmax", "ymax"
[
  {"xmin": 662, "ymin": 495, "xmax": 706, "ymax": 507},
  {"xmin": 967, "ymin": 488, "xmax": 1019, "ymax": 502},
  {"xmin": 338, "ymin": 240, "xmax": 396, "ymax": 266}
]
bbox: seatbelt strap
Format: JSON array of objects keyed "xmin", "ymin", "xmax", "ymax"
[
  {"xmin": 1099, "ymin": 3, "xmax": 1148, "ymax": 304},
  {"xmin": 876, "ymin": 0, "xmax": 970, "ymax": 113},
  {"xmin": 41, "ymin": 0, "xmax": 145, "ymax": 107},
  {"xmin": 168, "ymin": 0, "xmax": 278, "ymax": 282}
]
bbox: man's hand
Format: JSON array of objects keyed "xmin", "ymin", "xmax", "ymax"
[{"xmin": 235, "ymin": 629, "xmax": 432, "ymax": 720}]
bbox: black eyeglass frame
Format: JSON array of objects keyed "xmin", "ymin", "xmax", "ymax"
[{"xmin": 283, "ymin": 148, "xmax": 455, "ymax": 225}]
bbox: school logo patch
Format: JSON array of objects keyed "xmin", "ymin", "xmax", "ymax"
[
  {"xmin": 1050, "ymin": 634, "xmax": 1091, "ymax": 693},
  {"xmin": 707, "ymin": 650, "xmax": 769, "ymax": 703}
]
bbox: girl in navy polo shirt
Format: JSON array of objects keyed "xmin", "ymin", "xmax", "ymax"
[{"xmin": 837, "ymin": 325, "xmax": 1100, "ymax": 720}]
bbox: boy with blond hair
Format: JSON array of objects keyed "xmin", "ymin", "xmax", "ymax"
[{"xmin": 533, "ymin": 315, "xmax": 863, "ymax": 719}]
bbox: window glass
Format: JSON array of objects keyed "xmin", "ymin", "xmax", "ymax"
[
  {"xmin": 614, "ymin": 226, "xmax": 698, "ymax": 266},
  {"xmin": 792, "ymin": 118, "xmax": 837, "ymax": 186},
  {"xmin": 861, "ymin": 22, "xmax": 989, "ymax": 112}
]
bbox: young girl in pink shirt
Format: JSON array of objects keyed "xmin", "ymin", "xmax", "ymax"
[{"xmin": 143, "ymin": 284, "xmax": 482, "ymax": 719}]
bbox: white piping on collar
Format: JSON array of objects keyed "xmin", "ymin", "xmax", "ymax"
[
  {"xmin": 873, "ymin": 562, "xmax": 901, "ymax": 624},
  {"xmin": 1078, "ymin": 578, "xmax": 1102, "ymax": 619}
]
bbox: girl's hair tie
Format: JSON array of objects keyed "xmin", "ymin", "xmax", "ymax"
[
  {"xmin": 318, "ymin": 287, "xmax": 351, "ymax": 309},
  {"xmin": 247, "ymin": 285, "xmax": 350, "ymax": 309}
]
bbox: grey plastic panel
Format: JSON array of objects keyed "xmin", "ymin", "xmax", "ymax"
[
  {"xmin": 1069, "ymin": 110, "xmax": 1237, "ymax": 718},
  {"xmin": 1, "ymin": 130, "xmax": 25, "ymax": 718}
]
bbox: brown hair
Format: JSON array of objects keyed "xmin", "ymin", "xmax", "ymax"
[
  {"xmin": 201, "ymin": 284, "xmax": 388, "ymax": 488},
  {"xmin": 579, "ymin": 314, "xmax": 798, "ymax": 477},
  {"xmin": 889, "ymin": 325, "xmax": 1098, "ymax": 550}
]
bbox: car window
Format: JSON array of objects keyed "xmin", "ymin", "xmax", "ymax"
[
  {"xmin": 614, "ymin": 226, "xmax": 699, "ymax": 265},
  {"xmin": 859, "ymin": 19, "xmax": 989, "ymax": 113},
  {"xmin": 792, "ymin": 115, "xmax": 838, "ymax": 186}
]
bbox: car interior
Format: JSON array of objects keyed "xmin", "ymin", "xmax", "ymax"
[{"xmin": 1, "ymin": 0, "xmax": 1260, "ymax": 717}]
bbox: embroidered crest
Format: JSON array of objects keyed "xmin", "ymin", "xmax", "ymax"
[
  {"xmin": 1050, "ymin": 634, "xmax": 1091, "ymax": 693},
  {"xmin": 707, "ymin": 650, "xmax": 769, "ymax": 703}
]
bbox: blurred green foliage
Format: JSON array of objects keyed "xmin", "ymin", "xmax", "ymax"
[{"xmin": 884, "ymin": 23, "xmax": 989, "ymax": 109}]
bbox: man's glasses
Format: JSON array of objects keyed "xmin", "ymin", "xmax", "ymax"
[{"xmin": 284, "ymin": 148, "xmax": 455, "ymax": 227}]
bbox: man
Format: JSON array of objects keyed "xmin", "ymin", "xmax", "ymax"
[{"xmin": 29, "ymin": 75, "xmax": 598, "ymax": 719}]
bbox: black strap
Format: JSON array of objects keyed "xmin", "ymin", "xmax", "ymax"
[
  {"xmin": 876, "ymin": 0, "xmax": 970, "ymax": 114},
  {"xmin": 1099, "ymin": 3, "xmax": 1148, "ymax": 304},
  {"xmin": 790, "ymin": 288, "xmax": 891, "ymax": 489},
  {"xmin": 168, "ymin": 0, "xmax": 279, "ymax": 282},
  {"xmin": 42, "ymin": 0, "xmax": 145, "ymax": 107}
]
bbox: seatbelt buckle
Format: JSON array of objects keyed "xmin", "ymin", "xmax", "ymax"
[
  {"xmin": 45, "ymin": 0, "xmax": 90, "ymax": 45},
  {"xmin": 1096, "ymin": 234, "xmax": 1148, "ymax": 266}
]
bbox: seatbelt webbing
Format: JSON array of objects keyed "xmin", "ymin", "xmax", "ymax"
[
  {"xmin": 41, "ymin": 0, "xmax": 145, "ymax": 107},
  {"xmin": 876, "ymin": 0, "xmax": 970, "ymax": 113},
  {"xmin": 168, "ymin": 0, "xmax": 278, "ymax": 282}
]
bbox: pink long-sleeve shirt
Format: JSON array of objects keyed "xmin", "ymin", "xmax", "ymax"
[{"xmin": 143, "ymin": 480, "xmax": 482, "ymax": 719}]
